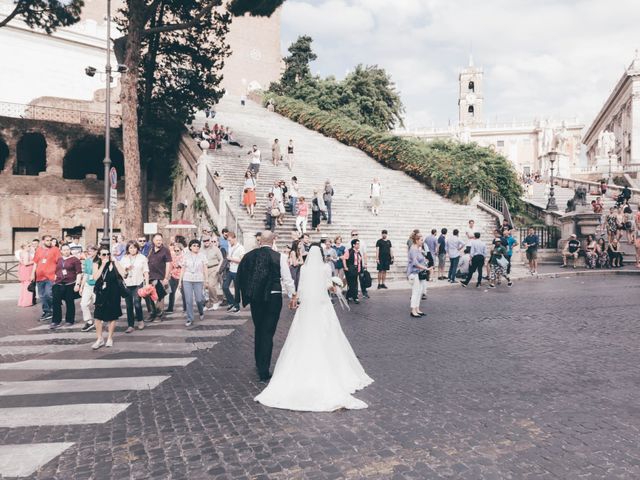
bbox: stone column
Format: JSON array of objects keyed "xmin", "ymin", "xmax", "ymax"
[{"xmin": 44, "ymin": 138, "xmax": 65, "ymax": 176}]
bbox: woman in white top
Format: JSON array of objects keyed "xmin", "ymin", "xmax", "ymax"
[
  {"xmin": 242, "ymin": 170, "xmax": 257, "ymax": 217},
  {"xmin": 119, "ymin": 241, "xmax": 149, "ymax": 333},
  {"xmin": 370, "ymin": 178, "xmax": 382, "ymax": 215},
  {"xmin": 178, "ymin": 239, "xmax": 208, "ymax": 327}
]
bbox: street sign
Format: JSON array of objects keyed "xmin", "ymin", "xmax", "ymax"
[
  {"xmin": 109, "ymin": 188, "xmax": 117, "ymax": 210},
  {"xmin": 109, "ymin": 167, "xmax": 118, "ymax": 188},
  {"xmin": 144, "ymin": 223, "xmax": 158, "ymax": 235}
]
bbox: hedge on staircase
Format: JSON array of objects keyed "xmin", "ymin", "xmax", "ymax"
[{"xmin": 263, "ymin": 93, "xmax": 523, "ymax": 211}]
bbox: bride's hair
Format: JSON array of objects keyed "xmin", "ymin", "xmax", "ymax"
[{"xmin": 297, "ymin": 246, "xmax": 330, "ymax": 306}]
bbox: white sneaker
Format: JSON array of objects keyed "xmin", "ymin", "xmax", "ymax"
[
  {"xmin": 92, "ymin": 339, "xmax": 105, "ymax": 350},
  {"xmin": 212, "ymin": 302, "xmax": 220, "ymax": 311},
  {"xmin": 105, "ymin": 338, "xmax": 113, "ymax": 347}
]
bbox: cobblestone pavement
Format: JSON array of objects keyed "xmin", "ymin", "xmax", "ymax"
[{"xmin": 1, "ymin": 275, "xmax": 640, "ymax": 479}]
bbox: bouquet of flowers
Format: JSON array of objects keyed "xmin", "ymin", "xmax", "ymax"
[{"xmin": 327, "ymin": 276, "xmax": 349, "ymax": 311}]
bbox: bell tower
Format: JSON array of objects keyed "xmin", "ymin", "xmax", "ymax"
[{"xmin": 458, "ymin": 55, "xmax": 484, "ymax": 127}]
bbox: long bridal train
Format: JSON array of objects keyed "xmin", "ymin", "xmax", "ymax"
[{"xmin": 255, "ymin": 247, "xmax": 373, "ymax": 412}]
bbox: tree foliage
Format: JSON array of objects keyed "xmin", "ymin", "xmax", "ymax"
[
  {"xmin": 0, "ymin": 0, "xmax": 84, "ymax": 33},
  {"xmin": 263, "ymin": 94, "xmax": 523, "ymax": 210},
  {"xmin": 279, "ymin": 35, "xmax": 317, "ymax": 90},
  {"xmin": 115, "ymin": 0, "xmax": 284, "ymax": 235},
  {"xmin": 271, "ymin": 37, "xmax": 404, "ymax": 131}
]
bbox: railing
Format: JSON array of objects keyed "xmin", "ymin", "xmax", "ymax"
[
  {"xmin": 518, "ymin": 225, "xmax": 560, "ymax": 249},
  {"xmin": 0, "ymin": 260, "xmax": 19, "ymax": 283},
  {"xmin": 479, "ymin": 189, "xmax": 514, "ymax": 228},
  {"xmin": 555, "ymin": 176, "xmax": 639, "ymax": 205},
  {"xmin": 225, "ymin": 200, "xmax": 244, "ymax": 245},
  {"xmin": 0, "ymin": 101, "xmax": 121, "ymax": 128},
  {"xmin": 207, "ymin": 167, "xmax": 222, "ymax": 213}
]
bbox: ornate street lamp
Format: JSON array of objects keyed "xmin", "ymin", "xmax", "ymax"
[{"xmin": 546, "ymin": 150, "xmax": 559, "ymax": 211}]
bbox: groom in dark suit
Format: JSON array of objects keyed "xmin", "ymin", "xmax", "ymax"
[{"xmin": 237, "ymin": 231, "xmax": 297, "ymax": 382}]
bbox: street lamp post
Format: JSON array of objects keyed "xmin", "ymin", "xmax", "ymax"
[
  {"xmin": 100, "ymin": 0, "xmax": 113, "ymax": 250},
  {"xmin": 546, "ymin": 150, "xmax": 559, "ymax": 211}
]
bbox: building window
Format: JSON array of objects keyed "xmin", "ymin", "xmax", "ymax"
[
  {"xmin": 497, "ymin": 140, "xmax": 505, "ymax": 147},
  {"xmin": 468, "ymin": 81, "xmax": 475, "ymax": 92},
  {"xmin": 468, "ymin": 105, "xmax": 474, "ymax": 116}
]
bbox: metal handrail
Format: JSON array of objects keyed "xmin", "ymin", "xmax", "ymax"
[
  {"xmin": 479, "ymin": 189, "xmax": 514, "ymax": 228},
  {"xmin": 0, "ymin": 101, "xmax": 121, "ymax": 128}
]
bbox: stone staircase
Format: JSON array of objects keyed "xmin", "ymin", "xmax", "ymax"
[{"xmin": 191, "ymin": 96, "xmax": 497, "ymax": 280}]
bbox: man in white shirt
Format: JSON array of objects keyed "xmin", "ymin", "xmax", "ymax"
[
  {"xmin": 223, "ymin": 232, "xmax": 245, "ymax": 313},
  {"xmin": 461, "ymin": 232, "xmax": 487, "ymax": 288},
  {"xmin": 370, "ymin": 178, "xmax": 382, "ymax": 215},
  {"xmin": 445, "ymin": 229, "xmax": 465, "ymax": 283},
  {"xmin": 248, "ymin": 145, "xmax": 261, "ymax": 178},
  {"xmin": 464, "ymin": 219, "xmax": 478, "ymax": 246}
]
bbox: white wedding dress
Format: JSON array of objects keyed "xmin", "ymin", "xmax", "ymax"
[{"xmin": 255, "ymin": 246, "xmax": 373, "ymax": 411}]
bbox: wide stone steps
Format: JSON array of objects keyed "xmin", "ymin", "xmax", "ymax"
[{"xmin": 194, "ymin": 96, "xmax": 497, "ymax": 279}]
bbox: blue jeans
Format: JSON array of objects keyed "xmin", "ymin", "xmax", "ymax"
[
  {"xmin": 183, "ymin": 281, "xmax": 205, "ymax": 322},
  {"xmin": 290, "ymin": 196, "xmax": 297, "ymax": 216},
  {"xmin": 125, "ymin": 285, "xmax": 144, "ymax": 327},
  {"xmin": 448, "ymin": 256, "xmax": 460, "ymax": 282},
  {"xmin": 222, "ymin": 272, "xmax": 239, "ymax": 308},
  {"xmin": 37, "ymin": 280, "xmax": 53, "ymax": 315},
  {"xmin": 325, "ymin": 200, "xmax": 332, "ymax": 224}
]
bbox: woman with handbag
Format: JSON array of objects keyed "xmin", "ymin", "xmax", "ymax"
[
  {"xmin": 178, "ymin": 239, "xmax": 208, "ymax": 327},
  {"xmin": 92, "ymin": 247, "xmax": 126, "ymax": 349},
  {"xmin": 407, "ymin": 231, "xmax": 430, "ymax": 318},
  {"xmin": 17, "ymin": 243, "xmax": 34, "ymax": 307},
  {"xmin": 295, "ymin": 196, "xmax": 308, "ymax": 235},
  {"xmin": 242, "ymin": 171, "xmax": 257, "ymax": 217},
  {"xmin": 488, "ymin": 238, "xmax": 513, "ymax": 288},
  {"xmin": 120, "ymin": 241, "xmax": 149, "ymax": 333}
]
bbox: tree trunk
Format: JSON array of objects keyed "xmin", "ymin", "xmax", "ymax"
[{"xmin": 120, "ymin": 1, "xmax": 145, "ymax": 238}]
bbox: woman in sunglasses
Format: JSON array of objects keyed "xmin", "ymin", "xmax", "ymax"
[{"xmin": 91, "ymin": 248, "xmax": 126, "ymax": 349}]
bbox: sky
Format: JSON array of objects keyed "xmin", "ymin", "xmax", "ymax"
[{"xmin": 280, "ymin": 0, "xmax": 640, "ymax": 130}]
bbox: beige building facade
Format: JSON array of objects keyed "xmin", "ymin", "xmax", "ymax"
[
  {"xmin": 582, "ymin": 52, "xmax": 640, "ymax": 180},
  {"xmin": 397, "ymin": 59, "xmax": 584, "ymax": 179}
]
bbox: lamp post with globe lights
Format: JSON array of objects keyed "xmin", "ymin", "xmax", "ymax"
[{"xmin": 546, "ymin": 150, "xmax": 559, "ymax": 211}]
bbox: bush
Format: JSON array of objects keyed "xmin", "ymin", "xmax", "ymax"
[{"xmin": 264, "ymin": 94, "xmax": 523, "ymax": 210}]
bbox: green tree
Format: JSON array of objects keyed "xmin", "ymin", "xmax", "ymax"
[
  {"xmin": 0, "ymin": 0, "xmax": 83, "ymax": 33},
  {"xmin": 115, "ymin": 0, "xmax": 285, "ymax": 237},
  {"xmin": 280, "ymin": 35, "xmax": 317, "ymax": 90},
  {"xmin": 340, "ymin": 64, "xmax": 404, "ymax": 130}
]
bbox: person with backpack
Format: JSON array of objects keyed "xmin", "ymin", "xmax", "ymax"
[{"xmin": 323, "ymin": 180, "xmax": 334, "ymax": 224}]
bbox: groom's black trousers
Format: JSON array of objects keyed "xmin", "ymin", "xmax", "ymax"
[{"xmin": 250, "ymin": 294, "xmax": 283, "ymax": 378}]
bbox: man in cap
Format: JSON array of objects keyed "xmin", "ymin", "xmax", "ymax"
[{"xmin": 561, "ymin": 234, "xmax": 580, "ymax": 268}]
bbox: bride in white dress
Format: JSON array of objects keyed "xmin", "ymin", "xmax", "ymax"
[{"xmin": 255, "ymin": 246, "xmax": 373, "ymax": 411}]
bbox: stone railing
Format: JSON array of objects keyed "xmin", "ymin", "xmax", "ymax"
[
  {"xmin": 0, "ymin": 101, "xmax": 121, "ymax": 128},
  {"xmin": 478, "ymin": 189, "xmax": 514, "ymax": 228},
  {"xmin": 555, "ymin": 176, "xmax": 639, "ymax": 205}
]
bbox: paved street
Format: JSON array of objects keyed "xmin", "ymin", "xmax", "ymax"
[{"xmin": 1, "ymin": 275, "xmax": 640, "ymax": 479}]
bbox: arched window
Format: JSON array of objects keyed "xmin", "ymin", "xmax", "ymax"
[
  {"xmin": 0, "ymin": 138, "xmax": 8, "ymax": 172},
  {"xmin": 63, "ymin": 136, "xmax": 124, "ymax": 180},
  {"xmin": 14, "ymin": 133, "xmax": 46, "ymax": 175},
  {"xmin": 468, "ymin": 81, "xmax": 475, "ymax": 92},
  {"xmin": 468, "ymin": 105, "xmax": 475, "ymax": 116}
]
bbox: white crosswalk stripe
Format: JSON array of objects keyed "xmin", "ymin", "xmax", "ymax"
[
  {"xmin": 27, "ymin": 318, "xmax": 248, "ymax": 331},
  {"xmin": 0, "ymin": 403, "xmax": 131, "ymax": 427},
  {"xmin": 0, "ymin": 443, "xmax": 75, "ymax": 478},
  {"xmin": 0, "ymin": 341, "xmax": 217, "ymax": 356},
  {"xmin": 0, "ymin": 310, "xmax": 241, "ymax": 476},
  {"xmin": 0, "ymin": 376, "xmax": 169, "ymax": 396},
  {"xmin": 0, "ymin": 328, "xmax": 234, "ymax": 343},
  {"xmin": 0, "ymin": 357, "xmax": 196, "ymax": 370}
]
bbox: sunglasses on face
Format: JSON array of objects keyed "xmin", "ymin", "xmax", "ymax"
[{"xmin": 100, "ymin": 253, "xmax": 109, "ymax": 257}]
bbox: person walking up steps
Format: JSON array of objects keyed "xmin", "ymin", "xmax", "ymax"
[
  {"xmin": 272, "ymin": 138, "xmax": 281, "ymax": 166},
  {"xmin": 461, "ymin": 232, "xmax": 487, "ymax": 288},
  {"xmin": 370, "ymin": 178, "xmax": 382, "ymax": 216}
]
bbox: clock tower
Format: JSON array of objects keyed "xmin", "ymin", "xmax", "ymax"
[{"xmin": 458, "ymin": 55, "xmax": 484, "ymax": 127}]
